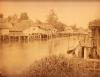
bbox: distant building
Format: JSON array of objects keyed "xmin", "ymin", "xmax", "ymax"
[
  {"xmin": 23, "ymin": 25, "xmax": 49, "ymax": 36},
  {"xmin": 9, "ymin": 20, "xmax": 33, "ymax": 36},
  {"xmin": 58, "ymin": 26, "xmax": 88, "ymax": 35},
  {"xmin": 57, "ymin": 26, "xmax": 73, "ymax": 37},
  {"xmin": 0, "ymin": 18, "xmax": 12, "ymax": 35},
  {"xmin": 9, "ymin": 20, "xmax": 57, "ymax": 39},
  {"xmin": 64, "ymin": 26, "xmax": 73, "ymax": 33},
  {"xmin": 30, "ymin": 23, "xmax": 57, "ymax": 39},
  {"xmin": 33, "ymin": 23, "xmax": 57, "ymax": 34}
]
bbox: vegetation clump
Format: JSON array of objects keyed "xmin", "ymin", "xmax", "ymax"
[{"xmin": 24, "ymin": 55, "xmax": 100, "ymax": 77}]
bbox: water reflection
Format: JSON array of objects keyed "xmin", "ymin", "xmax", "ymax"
[{"xmin": 0, "ymin": 37, "xmax": 79, "ymax": 76}]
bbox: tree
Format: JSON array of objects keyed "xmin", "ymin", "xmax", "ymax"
[
  {"xmin": 7, "ymin": 14, "xmax": 18, "ymax": 22},
  {"xmin": 71, "ymin": 24, "xmax": 78, "ymax": 31},
  {"xmin": 56, "ymin": 22, "xmax": 66, "ymax": 31},
  {"xmin": 89, "ymin": 19, "xmax": 100, "ymax": 26},
  {"xmin": 19, "ymin": 12, "xmax": 29, "ymax": 20},
  {"xmin": 0, "ymin": 14, "xmax": 3, "ymax": 18},
  {"xmin": 7, "ymin": 16, "xmax": 12, "ymax": 22},
  {"xmin": 46, "ymin": 9, "xmax": 66, "ymax": 31},
  {"xmin": 35, "ymin": 19, "xmax": 43, "ymax": 24},
  {"xmin": 46, "ymin": 9, "xmax": 58, "ymax": 25}
]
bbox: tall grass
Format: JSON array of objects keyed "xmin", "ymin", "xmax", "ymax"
[{"xmin": 24, "ymin": 55, "xmax": 100, "ymax": 77}]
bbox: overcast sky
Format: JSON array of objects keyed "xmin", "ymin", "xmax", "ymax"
[{"xmin": 0, "ymin": 1, "xmax": 100, "ymax": 28}]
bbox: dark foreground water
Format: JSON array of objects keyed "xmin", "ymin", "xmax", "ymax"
[{"xmin": 0, "ymin": 37, "xmax": 79, "ymax": 77}]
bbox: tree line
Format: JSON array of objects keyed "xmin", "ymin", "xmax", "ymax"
[{"xmin": 0, "ymin": 9, "xmax": 66, "ymax": 31}]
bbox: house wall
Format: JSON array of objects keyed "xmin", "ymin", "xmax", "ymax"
[
  {"xmin": 0, "ymin": 29, "xmax": 9, "ymax": 35},
  {"xmin": 90, "ymin": 27, "xmax": 100, "ymax": 58},
  {"xmin": 23, "ymin": 26, "xmax": 47, "ymax": 35},
  {"xmin": 9, "ymin": 31, "xmax": 23, "ymax": 36},
  {"xmin": 96, "ymin": 28, "xmax": 100, "ymax": 57},
  {"xmin": 23, "ymin": 27, "xmax": 33, "ymax": 35}
]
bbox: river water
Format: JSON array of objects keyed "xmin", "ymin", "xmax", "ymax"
[{"xmin": 0, "ymin": 37, "xmax": 79, "ymax": 76}]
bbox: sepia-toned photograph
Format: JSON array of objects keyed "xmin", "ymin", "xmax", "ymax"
[{"xmin": 0, "ymin": 0, "xmax": 100, "ymax": 77}]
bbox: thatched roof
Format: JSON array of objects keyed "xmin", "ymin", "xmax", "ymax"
[
  {"xmin": 0, "ymin": 19, "xmax": 12, "ymax": 29},
  {"xmin": 33, "ymin": 23, "xmax": 56, "ymax": 31},
  {"xmin": 10, "ymin": 20, "xmax": 33, "ymax": 31},
  {"xmin": 89, "ymin": 19, "xmax": 100, "ymax": 27}
]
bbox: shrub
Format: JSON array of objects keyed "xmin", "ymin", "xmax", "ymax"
[{"xmin": 24, "ymin": 55, "xmax": 100, "ymax": 77}]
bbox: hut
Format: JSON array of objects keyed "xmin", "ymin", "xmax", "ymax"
[
  {"xmin": 9, "ymin": 20, "xmax": 56, "ymax": 40},
  {"xmin": 9, "ymin": 20, "xmax": 34, "ymax": 41},
  {"xmin": 0, "ymin": 18, "xmax": 12, "ymax": 41},
  {"xmin": 9, "ymin": 20, "xmax": 33, "ymax": 36},
  {"xmin": 0, "ymin": 19, "xmax": 12, "ymax": 35},
  {"xmin": 89, "ymin": 19, "xmax": 100, "ymax": 58},
  {"xmin": 30, "ymin": 23, "xmax": 57, "ymax": 39}
]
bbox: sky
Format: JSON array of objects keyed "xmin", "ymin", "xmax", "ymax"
[{"xmin": 0, "ymin": 1, "xmax": 100, "ymax": 28}]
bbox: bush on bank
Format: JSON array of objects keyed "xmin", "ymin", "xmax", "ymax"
[{"xmin": 24, "ymin": 55, "xmax": 100, "ymax": 77}]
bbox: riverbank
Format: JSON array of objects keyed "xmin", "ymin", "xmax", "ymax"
[
  {"xmin": 0, "ymin": 55, "xmax": 100, "ymax": 77},
  {"xmin": 24, "ymin": 55, "xmax": 100, "ymax": 77}
]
